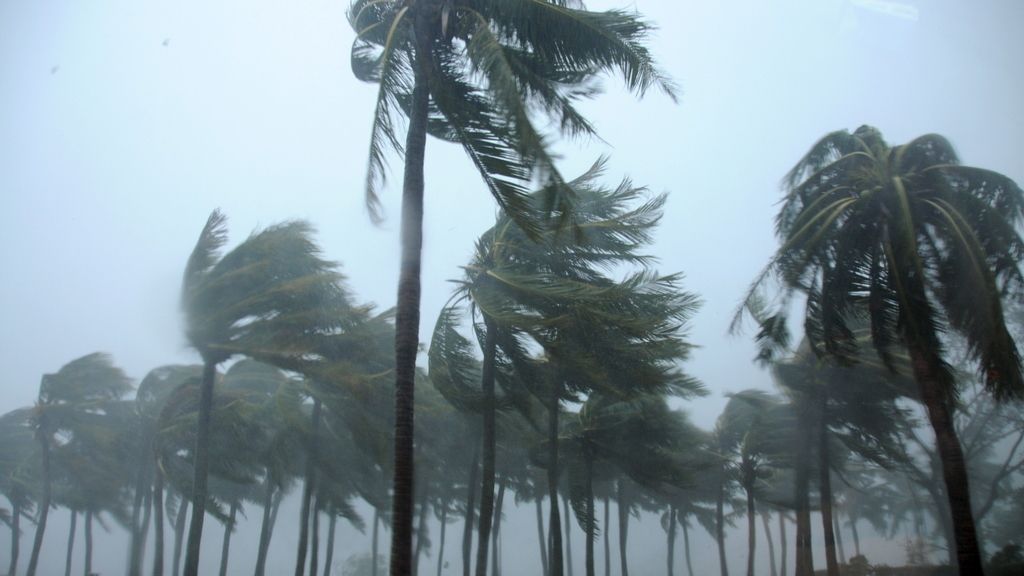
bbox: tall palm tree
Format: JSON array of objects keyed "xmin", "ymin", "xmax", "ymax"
[
  {"xmin": 348, "ymin": 2, "xmax": 676, "ymax": 570},
  {"xmin": 0, "ymin": 408, "xmax": 38, "ymax": 576},
  {"xmin": 737, "ymin": 126, "xmax": 1024, "ymax": 574},
  {"xmin": 180, "ymin": 210, "xmax": 348, "ymax": 576}
]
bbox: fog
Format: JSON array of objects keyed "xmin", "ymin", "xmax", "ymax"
[{"xmin": 2, "ymin": 0, "xmax": 1023, "ymax": 574}]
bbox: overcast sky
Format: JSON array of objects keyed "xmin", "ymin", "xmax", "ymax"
[{"xmin": 2, "ymin": 0, "xmax": 1023, "ymax": 573}]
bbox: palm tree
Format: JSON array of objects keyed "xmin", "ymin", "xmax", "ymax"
[
  {"xmin": 180, "ymin": 210, "xmax": 349, "ymax": 576},
  {"xmin": 347, "ymin": 1, "xmax": 676, "ymax": 570},
  {"xmin": 0, "ymin": 408, "xmax": 38, "ymax": 576},
  {"xmin": 736, "ymin": 126, "xmax": 1024, "ymax": 574},
  {"xmin": 26, "ymin": 353, "xmax": 132, "ymax": 576}
]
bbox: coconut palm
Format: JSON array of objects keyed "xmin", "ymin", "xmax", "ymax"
[
  {"xmin": 348, "ymin": 1, "xmax": 677, "ymax": 569},
  {"xmin": 0, "ymin": 408, "xmax": 38, "ymax": 576},
  {"xmin": 736, "ymin": 126, "xmax": 1024, "ymax": 574},
  {"xmin": 180, "ymin": 210, "xmax": 349, "ymax": 576}
]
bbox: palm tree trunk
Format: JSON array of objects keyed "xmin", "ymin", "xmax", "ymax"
[
  {"xmin": 437, "ymin": 505, "xmax": 448, "ymax": 576},
  {"xmin": 255, "ymin": 479, "xmax": 275, "ymax": 576},
  {"xmin": 130, "ymin": 463, "xmax": 147, "ymax": 576},
  {"xmin": 908, "ymin": 342, "xmax": 984, "ymax": 575},
  {"xmin": 850, "ymin": 515, "xmax": 860, "ymax": 557},
  {"xmin": 603, "ymin": 497, "xmax": 609, "ymax": 576},
  {"xmin": 563, "ymin": 494, "xmax": 573, "ymax": 576},
  {"xmin": 310, "ymin": 498, "xmax": 321, "ymax": 576},
  {"xmin": 25, "ymin": 432, "xmax": 51, "ymax": 576},
  {"xmin": 715, "ymin": 471, "xmax": 728, "ymax": 576},
  {"xmin": 154, "ymin": 468, "xmax": 165, "ymax": 576},
  {"xmin": 323, "ymin": 508, "xmax": 337, "ymax": 576},
  {"xmin": 139, "ymin": 481, "xmax": 154, "ymax": 573},
  {"xmin": 682, "ymin": 518, "xmax": 694, "ymax": 576},
  {"xmin": 794, "ymin": 403, "xmax": 814, "ymax": 576},
  {"xmin": 616, "ymin": 480, "xmax": 629, "ymax": 576},
  {"xmin": 584, "ymin": 453, "xmax": 595, "ymax": 576},
  {"xmin": 84, "ymin": 510, "xmax": 93, "ymax": 576},
  {"xmin": 833, "ymin": 509, "xmax": 846, "ymax": 565},
  {"xmin": 172, "ymin": 498, "xmax": 187, "ymax": 576},
  {"xmin": 536, "ymin": 497, "xmax": 548, "ymax": 576},
  {"xmin": 475, "ymin": 318, "xmax": 498, "ymax": 576},
  {"xmin": 548, "ymin": 386, "xmax": 564, "ymax": 576},
  {"xmin": 761, "ymin": 513, "xmax": 776, "ymax": 576},
  {"xmin": 666, "ymin": 506, "xmax": 676, "ymax": 576},
  {"xmin": 778, "ymin": 513, "xmax": 786, "ymax": 576},
  {"xmin": 64, "ymin": 510, "xmax": 77, "ymax": 576},
  {"xmin": 218, "ymin": 502, "xmax": 237, "ymax": 576},
  {"xmin": 184, "ymin": 359, "xmax": 218, "ymax": 576},
  {"xmin": 492, "ymin": 477, "xmax": 506, "ymax": 576},
  {"xmin": 818, "ymin": 406, "xmax": 839, "ymax": 576},
  {"xmin": 10, "ymin": 499, "xmax": 21, "ymax": 576},
  {"xmin": 296, "ymin": 398, "xmax": 323, "ymax": 576},
  {"xmin": 463, "ymin": 448, "xmax": 479, "ymax": 576},
  {"xmin": 390, "ymin": 6, "xmax": 433, "ymax": 576},
  {"xmin": 414, "ymin": 486, "xmax": 429, "ymax": 575},
  {"xmin": 372, "ymin": 507, "xmax": 380, "ymax": 576},
  {"xmin": 745, "ymin": 485, "xmax": 755, "ymax": 576}
]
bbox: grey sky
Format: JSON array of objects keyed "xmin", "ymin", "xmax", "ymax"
[{"xmin": 3, "ymin": 0, "xmax": 1023, "ymax": 572}]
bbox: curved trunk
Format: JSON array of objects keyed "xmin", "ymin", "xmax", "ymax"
[
  {"xmin": 492, "ymin": 477, "xmax": 506, "ymax": 576},
  {"xmin": 323, "ymin": 508, "xmax": 337, "ymax": 576},
  {"xmin": 682, "ymin": 518, "xmax": 694, "ymax": 576},
  {"xmin": 818, "ymin": 404, "xmax": 839, "ymax": 576},
  {"xmin": 84, "ymin": 510, "xmax": 93, "ymax": 576},
  {"xmin": 850, "ymin": 514, "xmax": 861, "ymax": 557},
  {"xmin": 603, "ymin": 497, "xmax": 610, "ymax": 576},
  {"xmin": 536, "ymin": 498, "xmax": 549, "ymax": 576},
  {"xmin": 437, "ymin": 505, "xmax": 448, "ymax": 576},
  {"xmin": 745, "ymin": 485, "xmax": 755, "ymax": 576},
  {"xmin": 463, "ymin": 449, "xmax": 479, "ymax": 576},
  {"xmin": 172, "ymin": 498, "xmax": 188, "ymax": 576},
  {"xmin": 310, "ymin": 497, "xmax": 321, "ymax": 576},
  {"xmin": 715, "ymin": 471, "xmax": 728, "ymax": 576},
  {"xmin": 908, "ymin": 342, "xmax": 984, "ymax": 575},
  {"xmin": 254, "ymin": 480, "xmax": 275, "ymax": 576},
  {"xmin": 666, "ymin": 506, "xmax": 676, "ymax": 576},
  {"xmin": 564, "ymin": 494, "xmax": 573, "ymax": 576},
  {"xmin": 833, "ymin": 509, "xmax": 846, "ymax": 565},
  {"xmin": 616, "ymin": 480, "xmax": 629, "ymax": 576},
  {"xmin": 218, "ymin": 502, "xmax": 237, "ymax": 576},
  {"xmin": 10, "ymin": 499, "xmax": 21, "ymax": 576},
  {"xmin": 584, "ymin": 453, "xmax": 595, "ymax": 576},
  {"xmin": 64, "ymin": 510, "xmax": 77, "ymax": 576},
  {"xmin": 547, "ymin": 386, "xmax": 564, "ymax": 576},
  {"xmin": 389, "ymin": 7, "xmax": 433, "ymax": 576},
  {"xmin": 25, "ymin": 432, "xmax": 51, "ymax": 576},
  {"xmin": 153, "ymin": 468, "xmax": 165, "ymax": 576},
  {"xmin": 296, "ymin": 399, "xmax": 323, "ymax": 576},
  {"xmin": 475, "ymin": 318, "xmax": 498, "ymax": 576},
  {"xmin": 761, "ymin": 514, "xmax": 776, "ymax": 576},
  {"xmin": 793, "ymin": 403, "xmax": 814, "ymax": 576},
  {"xmin": 184, "ymin": 360, "xmax": 218, "ymax": 576}
]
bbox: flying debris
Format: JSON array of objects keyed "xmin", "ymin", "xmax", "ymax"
[
  {"xmin": 50, "ymin": 65, "xmax": 59, "ymax": 75},
  {"xmin": 162, "ymin": 38, "xmax": 171, "ymax": 47}
]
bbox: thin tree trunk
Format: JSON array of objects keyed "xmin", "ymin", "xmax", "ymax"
[
  {"xmin": 682, "ymin": 518, "xmax": 694, "ymax": 576},
  {"xmin": 603, "ymin": 497, "xmax": 610, "ymax": 576},
  {"xmin": 908, "ymin": 336, "xmax": 985, "ymax": 574},
  {"xmin": 154, "ymin": 467, "xmax": 165, "ymax": 576},
  {"xmin": 819, "ymin": 408, "xmax": 839, "ymax": 576},
  {"xmin": 584, "ymin": 453, "xmax": 595, "ymax": 576},
  {"xmin": 269, "ymin": 491, "xmax": 284, "ymax": 554},
  {"xmin": 437, "ymin": 505, "xmax": 448, "ymax": 576},
  {"xmin": 218, "ymin": 502, "xmax": 237, "ymax": 576},
  {"xmin": 666, "ymin": 506, "xmax": 676, "ymax": 576},
  {"xmin": 616, "ymin": 480, "xmax": 629, "ymax": 576},
  {"xmin": 254, "ymin": 480, "xmax": 275, "ymax": 576},
  {"xmin": 172, "ymin": 499, "xmax": 188, "ymax": 576},
  {"xmin": 794, "ymin": 403, "xmax": 814, "ymax": 576},
  {"xmin": 463, "ymin": 449, "xmax": 479, "ymax": 576},
  {"xmin": 715, "ymin": 470, "xmax": 728, "ymax": 576},
  {"xmin": 129, "ymin": 462, "xmax": 147, "ymax": 576},
  {"xmin": 323, "ymin": 508, "xmax": 337, "ymax": 576},
  {"xmin": 389, "ymin": 7, "xmax": 433, "ymax": 576},
  {"xmin": 184, "ymin": 360, "xmax": 218, "ymax": 576},
  {"xmin": 64, "ymin": 510, "xmax": 77, "ymax": 576},
  {"xmin": 548, "ymin": 387, "xmax": 563, "ymax": 576},
  {"xmin": 492, "ymin": 478, "xmax": 506, "ymax": 576},
  {"xmin": 475, "ymin": 319, "xmax": 498, "ymax": 576},
  {"xmin": 778, "ymin": 514, "xmax": 786, "ymax": 576},
  {"xmin": 414, "ymin": 486, "xmax": 428, "ymax": 576},
  {"xmin": 761, "ymin": 513, "xmax": 777, "ymax": 576},
  {"xmin": 10, "ymin": 499, "xmax": 21, "ymax": 576},
  {"xmin": 138, "ymin": 480, "xmax": 154, "ymax": 574},
  {"xmin": 372, "ymin": 508, "xmax": 380, "ymax": 576},
  {"xmin": 25, "ymin": 433, "xmax": 51, "ymax": 576},
  {"xmin": 564, "ymin": 494, "xmax": 573, "ymax": 576},
  {"xmin": 310, "ymin": 500, "xmax": 321, "ymax": 576},
  {"xmin": 833, "ymin": 509, "xmax": 846, "ymax": 565},
  {"xmin": 297, "ymin": 399, "xmax": 323, "ymax": 576},
  {"xmin": 850, "ymin": 515, "xmax": 861, "ymax": 557},
  {"xmin": 745, "ymin": 486, "xmax": 755, "ymax": 576},
  {"xmin": 536, "ymin": 498, "xmax": 549, "ymax": 576},
  {"xmin": 84, "ymin": 510, "xmax": 93, "ymax": 576}
]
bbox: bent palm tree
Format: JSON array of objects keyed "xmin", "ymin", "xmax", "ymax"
[
  {"xmin": 737, "ymin": 126, "xmax": 1024, "ymax": 574},
  {"xmin": 180, "ymin": 211, "xmax": 348, "ymax": 576},
  {"xmin": 348, "ymin": 2, "xmax": 676, "ymax": 571}
]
